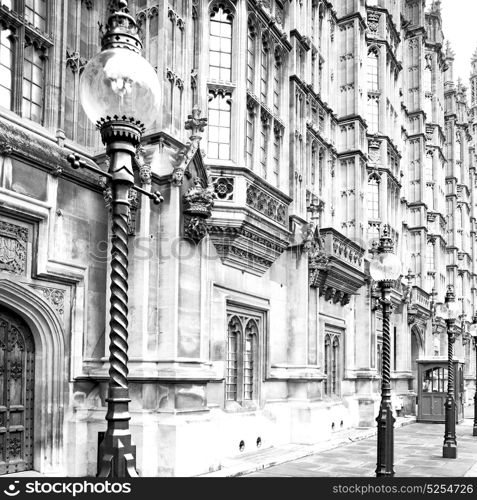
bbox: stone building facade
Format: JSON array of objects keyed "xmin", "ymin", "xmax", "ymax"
[{"xmin": 0, "ymin": 0, "xmax": 476, "ymax": 477}]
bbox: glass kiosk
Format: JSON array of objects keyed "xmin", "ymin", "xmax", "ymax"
[{"xmin": 417, "ymin": 359, "xmax": 464, "ymax": 423}]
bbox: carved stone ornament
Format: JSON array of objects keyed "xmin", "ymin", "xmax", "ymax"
[
  {"xmin": 212, "ymin": 176, "xmax": 234, "ymax": 201},
  {"xmin": 0, "ymin": 222, "xmax": 28, "ymax": 276},
  {"xmin": 183, "ymin": 178, "xmax": 215, "ymax": 242},
  {"xmin": 135, "ymin": 146, "xmax": 152, "ymax": 185},
  {"xmin": 28, "ymin": 285, "xmax": 65, "ymax": 316},
  {"xmin": 367, "ymin": 11, "xmax": 380, "ymax": 33},
  {"xmin": 172, "ymin": 106, "xmax": 207, "ymax": 186}
]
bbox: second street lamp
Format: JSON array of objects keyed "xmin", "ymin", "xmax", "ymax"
[
  {"xmin": 436, "ymin": 285, "xmax": 460, "ymax": 459},
  {"xmin": 469, "ymin": 313, "xmax": 477, "ymax": 437},
  {"xmin": 369, "ymin": 225, "xmax": 401, "ymax": 477}
]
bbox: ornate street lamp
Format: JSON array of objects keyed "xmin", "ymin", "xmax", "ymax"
[
  {"xmin": 436, "ymin": 285, "xmax": 460, "ymax": 458},
  {"xmin": 469, "ymin": 313, "xmax": 477, "ymax": 437},
  {"xmin": 369, "ymin": 225, "xmax": 401, "ymax": 477},
  {"xmin": 67, "ymin": 0, "xmax": 162, "ymax": 477}
]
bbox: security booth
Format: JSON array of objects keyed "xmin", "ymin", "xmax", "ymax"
[{"xmin": 417, "ymin": 359, "xmax": 465, "ymax": 423}]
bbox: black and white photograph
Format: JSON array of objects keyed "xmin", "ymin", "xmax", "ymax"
[{"xmin": 0, "ymin": 0, "xmax": 477, "ymax": 493}]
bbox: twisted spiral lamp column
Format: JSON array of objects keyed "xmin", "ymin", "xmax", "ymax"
[
  {"xmin": 474, "ymin": 339, "xmax": 477, "ymax": 436},
  {"xmin": 97, "ymin": 123, "xmax": 141, "ymax": 478},
  {"xmin": 443, "ymin": 319, "xmax": 457, "ymax": 458},
  {"xmin": 375, "ymin": 281, "xmax": 395, "ymax": 477}
]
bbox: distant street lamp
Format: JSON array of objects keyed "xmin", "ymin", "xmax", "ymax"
[
  {"xmin": 369, "ymin": 225, "xmax": 401, "ymax": 477},
  {"xmin": 436, "ymin": 285, "xmax": 460, "ymax": 458},
  {"xmin": 469, "ymin": 313, "xmax": 477, "ymax": 437},
  {"xmin": 67, "ymin": 0, "xmax": 162, "ymax": 477}
]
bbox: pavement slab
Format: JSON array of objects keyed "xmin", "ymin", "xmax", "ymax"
[{"xmin": 243, "ymin": 417, "xmax": 477, "ymax": 478}]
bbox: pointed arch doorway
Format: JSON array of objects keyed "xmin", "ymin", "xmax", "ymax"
[
  {"xmin": 411, "ymin": 324, "xmax": 424, "ymax": 415},
  {"xmin": 0, "ymin": 308, "xmax": 34, "ymax": 475}
]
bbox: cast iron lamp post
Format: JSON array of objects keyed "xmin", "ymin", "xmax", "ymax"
[
  {"xmin": 369, "ymin": 225, "xmax": 401, "ymax": 477},
  {"xmin": 436, "ymin": 285, "xmax": 460, "ymax": 459},
  {"xmin": 469, "ymin": 313, "xmax": 477, "ymax": 436},
  {"xmin": 67, "ymin": 0, "xmax": 162, "ymax": 477}
]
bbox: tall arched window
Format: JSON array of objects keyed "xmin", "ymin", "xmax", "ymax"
[
  {"xmin": 311, "ymin": 143, "xmax": 317, "ymax": 186},
  {"xmin": 367, "ymin": 176, "xmax": 380, "ymax": 220},
  {"xmin": 273, "ymin": 49, "xmax": 282, "ymax": 116},
  {"xmin": 244, "ymin": 320, "xmax": 258, "ymax": 400},
  {"xmin": 209, "ymin": 6, "xmax": 232, "ymax": 81},
  {"xmin": 226, "ymin": 316, "xmax": 241, "ymax": 401},
  {"xmin": 260, "ymin": 34, "xmax": 270, "ymax": 103},
  {"xmin": 247, "ymin": 20, "xmax": 256, "ymax": 92},
  {"xmin": 332, "ymin": 336, "xmax": 340, "ymax": 395},
  {"xmin": 367, "ymin": 48, "xmax": 379, "ymax": 91}
]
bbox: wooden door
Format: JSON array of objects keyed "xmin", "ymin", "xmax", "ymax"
[
  {"xmin": 0, "ymin": 309, "xmax": 34, "ymax": 474},
  {"xmin": 418, "ymin": 364, "xmax": 446, "ymax": 422}
]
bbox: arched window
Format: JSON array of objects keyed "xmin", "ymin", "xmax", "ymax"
[
  {"xmin": 244, "ymin": 320, "xmax": 258, "ymax": 400},
  {"xmin": 0, "ymin": 29, "xmax": 13, "ymax": 109},
  {"xmin": 273, "ymin": 49, "xmax": 282, "ymax": 116},
  {"xmin": 367, "ymin": 176, "xmax": 380, "ymax": 220},
  {"xmin": 311, "ymin": 143, "xmax": 317, "ymax": 186},
  {"xmin": 209, "ymin": 6, "xmax": 232, "ymax": 81},
  {"xmin": 226, "ymin": 316, "xmax": 241, "ymax": 401},
  {"xmin": 324, "ymin": 334, "xmax": 330, "ymax": 395},
  {"xmin": 226, "ymin": 313, "xmax": 261, "ymax": 405},
  {"xmin": 332, "ymin": 336, "xmax": 340, "ymax": 395},
  {"xmin": 260, "ymin": 34, "xmax": 270, "ymax": 103},
  {"xmin": 324, "ymin": 329, "xmax": 342, "ymax": 396},
  {"xmin": 367, "ymin": 48, "xmax": 379, "ymax": 91}
]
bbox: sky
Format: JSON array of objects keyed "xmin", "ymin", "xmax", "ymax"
[{"xmin": 439, "ymin": 0, "xmax": 477, "ymax": 84}]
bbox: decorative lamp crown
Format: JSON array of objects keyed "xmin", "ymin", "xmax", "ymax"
[
  {"xmin": 101, "ymin": 0, "xmax": 142, "ymax": 54},
  {"xmin": 445, "ymin": 285, "xmax": 456, "ymax": 303},
  {"xmin": 378, "ymin": 225, "xmax": 394, "ymax": 253}
]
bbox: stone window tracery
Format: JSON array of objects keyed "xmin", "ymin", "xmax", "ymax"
[{"xmin": 225, "ymin": 309, "xmax": 263, "ymax": 407}]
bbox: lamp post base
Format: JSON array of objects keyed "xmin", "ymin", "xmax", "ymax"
[
  {"xmin": 97, "ymin": 386, "xmax": 139, "ymax": 478},
  {"xmin": 375, "ymin": 403, "xmax": 395, "ymax": 477},
  {"xmin": 442, "ymin": 443, "xmax": 457, "ymax": 459}
]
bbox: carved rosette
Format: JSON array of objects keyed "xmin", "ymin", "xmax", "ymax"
[{"xmin": 183, "ymin": 178, "xmax": 215, "ymax": 242}]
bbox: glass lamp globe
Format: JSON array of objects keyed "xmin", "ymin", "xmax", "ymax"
[
  {"xmin": 470, "ymin": 319, "xmax": 477, "ymax": 338},
  {"xmin": 79, "ymin": 48, "xmax": 161, "ymax": 128},
  {"xmin": 445, "ymin": 298, "xmax": 460, "ymax": 321},
  {"xmin": 369, "ymin": 251, "xmax": 401, "ymax": 282}
]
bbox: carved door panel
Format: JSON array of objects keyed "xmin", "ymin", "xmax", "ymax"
[{"xmin": 0, "ymin": 309, "xmax": 34, "ymax": 474}]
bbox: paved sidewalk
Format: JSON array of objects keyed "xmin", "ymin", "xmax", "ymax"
[
  {"xmin": 200, "ymin": 415, "xmax": 417, "ymax": 477},
  {"xmin": 243, "ymin": 417, "xmax": 477, "ymax": 477}
]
